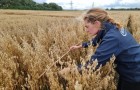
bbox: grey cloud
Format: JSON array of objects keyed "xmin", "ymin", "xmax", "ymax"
[{"xmin": 104, "ymin": 1, "xmax": 140, "ymax": 8}]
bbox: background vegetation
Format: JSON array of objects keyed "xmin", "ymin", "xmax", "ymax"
[{"xmin": 0, "ymin": 0, "xmax": 63, "ymax": 10}]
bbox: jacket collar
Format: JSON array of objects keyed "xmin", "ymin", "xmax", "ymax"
[
  {"xmin": 92, "ymin": 21, "xmax": 117, "ymax": 46},
  {"xmin": 97, "ymin": 21, "xmax": 117, "ymax": 39},
  {"xmin": 102, "ymin": 21, "xmax": 117, "ymax": 31}
]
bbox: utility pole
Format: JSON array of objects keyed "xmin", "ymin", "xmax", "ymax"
[
  {"xmin": 70, "ymin": 0, "xmax": 73, "ymax": 10},
  {"xmin": 92, "ymin": 2, "xmax": 94, "ymax": 8}
]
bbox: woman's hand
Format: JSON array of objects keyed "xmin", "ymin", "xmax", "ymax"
[{"xmin": 70, "ymin": 45, "xmax": 82, "ymax": 51}]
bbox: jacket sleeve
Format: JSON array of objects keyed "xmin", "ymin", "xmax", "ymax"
[
  {"xmin": 82, "ymin": 41, "xmax": 91, "ymax": 48},
  {"xmin": 86, "ymin": 34, "xmax": 120, "ymax": 67},
  {"xmin": 82, "ymin": 36, "xmax": 99, "ymax": 48}
]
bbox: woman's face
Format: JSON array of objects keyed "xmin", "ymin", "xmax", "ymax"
[{"xmin": 84, "ymin": 20, "xmax": 101, "ymax": 35}]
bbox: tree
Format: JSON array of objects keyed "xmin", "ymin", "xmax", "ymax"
[
  {"xmin": 47, "ymin": 3, "xmax": 63, "ymax": 10},
  {"xmin": 0, "ymin": 0, "xmax": 63, "ymax": 10}
]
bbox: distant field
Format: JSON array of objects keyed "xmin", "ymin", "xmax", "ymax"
[{"xmin": 0, "ymin": 10, "xmax": 139, "ymax": 90}]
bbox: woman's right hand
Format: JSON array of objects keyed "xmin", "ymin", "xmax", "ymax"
[{"xmin": 70, "ymin": 45, "xmax": 82, "ymax": 51}]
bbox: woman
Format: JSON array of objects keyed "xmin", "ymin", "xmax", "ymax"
[{"xmin": 70, "ymin": 8, "xmax": 140, "ymax": 90}]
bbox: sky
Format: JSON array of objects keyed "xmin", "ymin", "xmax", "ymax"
[{"xmin": 33, "ymin": 0, "xmax": 140, "ymax": 10}]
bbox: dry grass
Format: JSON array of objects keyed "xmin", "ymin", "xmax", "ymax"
[{"xmin": 0, "ymin": 10, "xmax": 139, "ymax": 90}]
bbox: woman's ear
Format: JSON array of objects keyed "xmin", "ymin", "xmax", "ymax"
[{"xmin": 94, "ymin": 21, "xmax": 101, "ymax": 28}]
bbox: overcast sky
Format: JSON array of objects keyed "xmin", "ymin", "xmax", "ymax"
[{"xmin": 33, "ymin": 0, "xmax": 140, "ymax": 9}]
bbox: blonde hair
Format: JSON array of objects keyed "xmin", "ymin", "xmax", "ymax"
[{"xmin": 84, "ymin": 8, "xmax": 122, "ymax": 29}]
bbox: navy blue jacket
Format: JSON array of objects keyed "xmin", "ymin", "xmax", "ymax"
[{"xmin": 82, "ymin": 21, "xmax": 140, "ymax": 82}]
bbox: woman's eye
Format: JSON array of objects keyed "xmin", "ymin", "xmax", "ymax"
[{"xmin": 85, "ymin": 26, "xmax": 88, "ymax": 28}]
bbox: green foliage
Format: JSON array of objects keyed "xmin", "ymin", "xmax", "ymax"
[{"xmin": 0, "ymin": 0, "xmax": 63, "ymax": 10}]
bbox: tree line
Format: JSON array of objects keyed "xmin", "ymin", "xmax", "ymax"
[
  {"xmin": 106, "ymin": 8, "xmax": 140, "ymax": 11},
  {"xmin": 0, "ymin": 0, "xmax": 63, "ymax": 10}
]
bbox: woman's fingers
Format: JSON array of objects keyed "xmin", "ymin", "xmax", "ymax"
[
  {"xmin": 70, "ymin": 45, "xmax": 81, "ymax": 51},
  {"xmin": 70, "ymin": 46, "xmax": 76, "ymax": 50}
]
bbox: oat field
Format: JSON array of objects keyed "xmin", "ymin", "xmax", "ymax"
[{"xmin": 0, "ymin": 10, "xmax": 140, "ymax": 90}]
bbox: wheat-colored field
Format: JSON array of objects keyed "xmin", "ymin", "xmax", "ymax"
[{"xmin": 0, "ymin": 10, "xmax": 140, "ymax": 90}]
